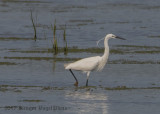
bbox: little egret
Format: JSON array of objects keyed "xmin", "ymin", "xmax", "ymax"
[{"xmin": 64, "ymin": 34, "xmax": 125, "ymax": 86}]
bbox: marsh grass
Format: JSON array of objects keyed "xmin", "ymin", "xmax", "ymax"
[
  {"xmin": 63, "ymin": 25, "xmax": 66, "ymax": 41},
  {"xmin": 51, "ymin": 20, "xmax": 58, "ymax": 55},
  {"xmin": 30, "ymin": 10, "xmax": 37, "ymax": 41},
  {"xmin": 63, "ymin": 25, "xmax": 68, "ymax": 55},
  {"xmin": 64, "ymin": 42, "xmax": 68, "ymax": 55}
]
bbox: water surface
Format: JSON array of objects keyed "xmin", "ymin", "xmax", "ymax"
[{"xmin": 0, "ymin": 0, "xmax": 160, "ymax": 114}]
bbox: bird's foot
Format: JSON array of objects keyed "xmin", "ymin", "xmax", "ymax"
[{"xmin": 74, "ymin": 82, "xmax": 78, "ymax": 86}]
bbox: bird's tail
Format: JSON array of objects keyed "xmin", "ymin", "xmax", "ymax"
[{"xmin": 64, "ymin": 63, "xmax": 70, "ymax": 69}]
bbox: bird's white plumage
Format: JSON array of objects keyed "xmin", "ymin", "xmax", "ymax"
[{"xmin": 65, "ymin": 56, "xmax": 102, "ymax": 71}]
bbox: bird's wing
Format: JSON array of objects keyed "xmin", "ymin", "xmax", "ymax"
[{"xmin": 65, "ymin": 56, "xmax": 102, "ymax": 71}]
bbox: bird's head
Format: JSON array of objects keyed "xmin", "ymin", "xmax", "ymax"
[
  {"xmin": 97, "ymin": 33, "xmax": 126, "ymax": 47},
  {"xmin": 105, "ymin": 34, "xmax": 126, "ymax": 40}
]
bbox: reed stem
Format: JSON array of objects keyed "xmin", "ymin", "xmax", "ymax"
[
  {"xmin": 51, "ymin": 20, "xmax": 58, "ymax": 55},
  {"xmin": 30, "ymin": 10, "xmax": 37, "ymax": 41}
]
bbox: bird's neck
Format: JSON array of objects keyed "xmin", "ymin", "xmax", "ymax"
[
  {"xmin": 102, "ymin": 38, "xmax": 109, "ymax": 60},
  {"xmin": 97, "ymin": 38, "xmax": 110, "ymax": 71}
]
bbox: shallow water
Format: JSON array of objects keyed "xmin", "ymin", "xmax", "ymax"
[{"xmin": 0, "ymin": 0, "xmax": 160, "ymax": 114}]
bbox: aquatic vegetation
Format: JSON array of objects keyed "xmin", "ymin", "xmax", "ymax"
[
  {"xmin": 109, "ymin": 59, "xmax": 160, "ymax": 64},
  {"xmin": 104, "ymin": 86, "xmax": 134, "ymax": 90},
  {"xmin": 0, "ymin": 37, "xmax": 32, "ymax": 41},
  {"xmin": 69, "ymin": 19, "xmax": 94, "ymax": 23},
  {"xmin": 110, "ymin": 49, "xmax": 124, "ymax": 54},
  {"xmin": 0, "ymin": 85, "xmax": 41, "ymax": 88},
  {"xmin": 103, "ymin": 86, "xmax": 160, "ymax": 90},
  {"xmin": 9, "ymin": 47, "xmax": 128, "ymax": 54},
  {"xmin": 14, "ymin": 90, "xmax": 22, "ymax": 93},
  {"xmin": 1, "ymin": 84, "xmax": 160, "ymax": 94},
  {"xmin": 18, "ymin": 99, "xmax": 44, "ymax": 102},
  {"xmin": 64, "ymin": 42, "xmax": 68, "ymax": 55},
  {"xmin": 30, "ymin": 10, "xmax": 37, "ymax": 41},
  {"xmin": 43, "ymin": 27, "xmax": 47, "ymax": 40},
  {"xmin": 50, "ymin": 22, "xmax": 69, "ymax": 55},
  {"xmin": 4, "ymin": 56, "xmax": 81, "ymax": 61},
  {"xmin": 63, "ymin": 25, "xmax": 68, "ymax": 55},
  {"xmin": 51, "ymin": 20, "xmax": 58, "ymax": 55},
  {"xmin": 0, "ymin": 87, "xmax": 8, "ymax": 92},
  {"xmin": 76, "ymin": 86, "xmax": 97, "ymax": 90},
  {"xmin": 63, "ymin": 25, "xmax": 66, "ymax": 41},
  {"xmin": 2, "ymin": 0, "xmax": 49, "ymax": 3},
  {"xmin": 134, "ymin": 50, "xmax": 160, "ymax": 54},
  {"xmin": 148, "ymin": 35, "xmax": 160, "ymax": 38},
  {"xmin": 42, "ymin": 86, "xmax": 65, "ymax": 90},
  {"xmin": 117, "ymin": 45, "xmax": 160, "ymax": 49},
  {"xmin": 0, "ymin": 62, "xmax": 17, "ymax": 65}
]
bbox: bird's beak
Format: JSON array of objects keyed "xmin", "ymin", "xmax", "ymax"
[{"xmin": 115, "ymin": 36, "xmax": 126, "ymax": 40}]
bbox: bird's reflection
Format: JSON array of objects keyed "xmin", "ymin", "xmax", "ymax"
[{"xmin": 65, "ymin": 90, "xmax": 108, "ymax": 114}]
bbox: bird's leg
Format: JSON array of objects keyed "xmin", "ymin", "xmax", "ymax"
[
  {"xmin": 86, "ymin": 79, "xmax": 88, "ymax": 87},
  {"xmin": 69, "ymin": 69, "xmax": 78, "ymax": 86},
  {"xmin": 86, "ymin": 72, "xmax": 90, "ymax": 87}
]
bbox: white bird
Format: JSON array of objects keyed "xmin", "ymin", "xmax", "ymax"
[{"xmin": 64, "ymin": 34, "xmax": 126, "ymax": 86}]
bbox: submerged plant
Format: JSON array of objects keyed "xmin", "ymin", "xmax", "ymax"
[{"xmin": 30, "ymin": 10, "xmax": 37, "ymax": 41}]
